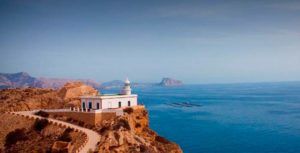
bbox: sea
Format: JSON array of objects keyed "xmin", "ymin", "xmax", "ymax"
[{"xmin": 102, "ymin": 82, "xmax": 300, "ymax": 153}]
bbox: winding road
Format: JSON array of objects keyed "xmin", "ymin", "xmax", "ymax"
[{"xmin": 10, "ymin": 110, "xmax": 101, "ymax": 153}]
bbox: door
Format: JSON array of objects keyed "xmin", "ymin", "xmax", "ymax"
[
  {"xmin": 97, "ymin": 103, "xmax": 100, "ymax": 109},
  {"xmin": 118, "ymin": 101, "xmax": 121, "ymax": 108},
  {"xmin": 88, "ymin": 102, "xmax": 92, "ymax": 109},
  {"xmin": 82, "ymin": 102, "xmax": 86, "ymax": 109}
]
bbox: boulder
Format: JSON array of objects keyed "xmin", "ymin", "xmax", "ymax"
[{"xmin": 51, "ymin": 141, "xmax": 72, "ymax": 153}]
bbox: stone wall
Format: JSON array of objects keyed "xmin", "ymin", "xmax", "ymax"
[{"xmin": 47, "ymin": 111, "xmax": 116, "ymax": 125}]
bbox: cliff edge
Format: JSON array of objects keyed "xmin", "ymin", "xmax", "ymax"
[{"xmin": 96, "ymin": 106, "xmax": 182, "ymax": 153}]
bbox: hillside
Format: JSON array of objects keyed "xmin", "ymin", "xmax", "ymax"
[
  {"xmin": 0, "ymin": 82, "xmax": 98, "ymax": 113},
  {"xmin": 0, "ymin": 113, "xmax": 85, "ymax": 153}
]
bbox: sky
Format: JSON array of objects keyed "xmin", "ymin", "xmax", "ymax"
[{"xmin": 0, "ymin": 0, "xmax": 300, "ymax": 84}]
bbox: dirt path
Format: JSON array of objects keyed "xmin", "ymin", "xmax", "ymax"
[{"xmin": 10, "ymin": 111, "xmax": 100, "ymax": 153}]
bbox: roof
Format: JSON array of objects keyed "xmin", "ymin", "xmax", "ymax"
[{"xmin": 80, "ymin": 94, "xmax": 137, "ymax": 99}]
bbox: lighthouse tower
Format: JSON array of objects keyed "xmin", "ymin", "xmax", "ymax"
[{"xmin": 121, "ymin": 78, "xmax": 132, "ymax": 95}]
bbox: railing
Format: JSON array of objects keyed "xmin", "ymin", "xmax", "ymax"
[{"xmin": 40, "ymin": 107, "xmax": 124, "ymax": 116}]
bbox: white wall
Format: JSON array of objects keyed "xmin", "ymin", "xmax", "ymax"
[
  {"xmin": 81, "ymin": 96, "xmax": 137, "ymax": 109},
  {"xmin": 102, "ymin": 97, "xmax": 137, "ymax": 109}
]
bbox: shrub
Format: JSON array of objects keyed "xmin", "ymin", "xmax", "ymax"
[
  {"xmin": 113, "ymin": 119, "xmax": 131, "ymax": 130},
  {"xmin": 5, "ymin": 128, "xmax": 28, "ymax": 147},
  {"xmin": 34, "ymin": 110, "xmax": 49, "ymax": 118},
  {"xmin": 135, "ymin": 123, "xmax": 141, "ymax": 128},
  {"xmin": 123, "ymin": 107, "xmax": 133, "ymax": 114},
  {"xmin": 78, "ymin": 121, "xmax": 85, "ymax": 127},
  {"xmin": 33, "ymin": 119, "xmax": 49, "ymax": 131},
  {"xmin": 66, "ymin": 117, "xmax": 73, "ymax": 122},
  {"xmin": 155, "ymin": 136, "xmax": 170, "ymax": 144},
  {"xmin": 84, "ymin": 124, "xmax": 94, "ymax": 129},
  {"xmin": 99, "ymin": 126, "xmax": 109, "ymax": 134},
  {"xmin": 114, "ymin": 132, "xmax": 120, "ymax": 141},
  {"xmin": 58, "ymin": 128, "xmax": 73, "ymax": 142},
  {"xmin": 139, "ymin": 144, "xmax": 147, "ymax": 152},
  {"xmin": 53, "ymin": 114, "xmax": 58, "ymax": 119}
]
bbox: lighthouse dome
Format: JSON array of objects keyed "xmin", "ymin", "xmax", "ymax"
[{"xmin": 125, "ymin": 78, "xmax": 130, "ymax": 84}]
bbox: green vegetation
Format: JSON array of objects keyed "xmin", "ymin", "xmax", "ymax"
[
  {"xmin": 5, "ymin": 128, "xmax": 28, "ymax": 147},
  {"xmin": 58, "ymin": 128, "xmax": 73, "ymax": 142},
  {"xmin": 113, "ymin": 119, "xmax": 131, "ymax": 130},
  {"xmin": 33, "ymin": 119, "xmax": 49, "ymax": 131},
  {"xmin": 123, "ymin": 107, "xmax": 133, "ymax": 114},
  {"xmin": 34, "ymin": 110, "xmax": 49, "ymax": 118}
]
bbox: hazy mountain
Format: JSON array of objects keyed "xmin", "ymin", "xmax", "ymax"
[
  {"xmin": 100, "ymin": 80, "xmax": 143, "ymax": 89},
  {"xmin": 0, "ymin": 72, "xmax": 36, "ymax": 88},
  {"xmin": 35, "ymin": 77, "xmax": 100, "ymax": 89},
  {"xmin": 100, "ymin": 80, "xmax": 124, "ymax": 88},
  {"xmin": 0, "ymin": 72, "xmax": 100, "ymax": 89}
]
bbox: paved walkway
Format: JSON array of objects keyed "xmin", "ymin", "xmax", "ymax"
[{"xmin": 10, "ymin": 110, "xmax": 101, "ymax": 153}]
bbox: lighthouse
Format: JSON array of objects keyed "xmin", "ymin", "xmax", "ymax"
[{"xmin": 121, "ymin": 78, "xmax": 132, "ymax": 95}]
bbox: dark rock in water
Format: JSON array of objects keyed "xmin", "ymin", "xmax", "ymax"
[
  {"xmin": 165, "ymin": 102, "xmax": 202, "ymax": 108},
  {"xmin": 159, "ymin": 78, "xmax": 183, "ymax": 86}
]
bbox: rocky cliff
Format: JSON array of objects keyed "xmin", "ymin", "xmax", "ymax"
[
  {"xmin": 96, "ymin": 106, "xmax": 182, "ymax": 153},
  {"xmin": 159, "ymin": 78, "xmax": 183, "ymax": 86},
  {"xmin": 0, "ymin": 83, "xmax": 183, "ymax": 153}
]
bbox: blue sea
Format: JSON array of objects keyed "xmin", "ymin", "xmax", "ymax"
[{"xmin": 103, "ymin": 82, "xmax": 300, "ymax": 153}]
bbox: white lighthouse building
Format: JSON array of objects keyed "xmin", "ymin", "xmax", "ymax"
[
  {"xmin": 121, "ymin": 78, "xmax": 131, "ymax": 95},
  {"xmin": 80, "ymin": 78, "xmax": 138, "ymax": 110}
]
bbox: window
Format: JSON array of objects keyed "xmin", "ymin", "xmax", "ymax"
[
  {"xmin": 88, "ymin": 102, "xmax": 92, "ymax": 109},
  {"xmin": 97, "ymin": 103, "xmax": 100, "ymax": 109},
  {"xmin": 82, "ymin": 102, "xmax": 86, "ymax": 109},
  {"xmin": 128, "ymin": 101, "xmax": 131, "ymax": 106},
  {"xmin": 118, "ymin": 102, "xmax": 121, "ymax": 108}
]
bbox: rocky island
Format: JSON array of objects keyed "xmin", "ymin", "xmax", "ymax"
[
  {"xmin": 0, "ymin": 82, "xmax": 182, "ymax": 153},
  {"xmin": 159, "ymin": 78, "xmax": 183, "ymax": 86}
]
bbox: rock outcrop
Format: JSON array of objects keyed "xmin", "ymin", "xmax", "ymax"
[
  {"xmin": 58, "ymin": 82, "xmax": 98, "ymax": 100},
  {"xmin": 159, "ymin": 78, "xmax": 183, "ymax": 86},
  {"xmin": 58, "ymin": 81, "xmax": 98, "ymax": 107}
]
